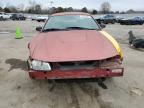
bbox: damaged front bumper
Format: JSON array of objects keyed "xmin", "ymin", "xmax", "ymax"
[
  {"xmin": 28, "ymin": 68, "xmax": 124, "ymax": 80},
  {"xmin": 27, "ymin": 58, "xmax": 124, "ymax": 80}
]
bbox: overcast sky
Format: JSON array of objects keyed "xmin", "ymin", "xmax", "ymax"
[{"xmin": 0, "ymin": 0, "xmax": 144, "ymax": 11}]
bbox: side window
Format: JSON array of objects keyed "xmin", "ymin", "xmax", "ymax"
[{"xmin": 134, "ymin": 17, "xmax": 139, "ymax": 20}]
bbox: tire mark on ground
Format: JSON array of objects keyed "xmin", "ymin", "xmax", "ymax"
[
  {"xmin": 78, "ymin": 83, "xmax": 99, "ymax": 98},
  {"xmin": 78, "ymin": 82, "xmax": 114, "ymax": 108},
  {"xmin": 67, "ymin": 83, "xmax": 80, "ymax": 108}
]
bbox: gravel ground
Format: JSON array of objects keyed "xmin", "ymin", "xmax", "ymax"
[{"xmin": 0, "ymin": 20, "xmax": 144, "ymax": 108}]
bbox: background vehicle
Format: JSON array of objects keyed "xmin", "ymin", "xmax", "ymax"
[
  {"xmin": 27, "ymin": 12, "xmax": 123, "ymax": 83},
  {"xmin": 116, "ymin": 16, "xmax": 124, "ymax": 23},
  {"xmin": 31, "ymin": 15, "xmax": 37, "ymax": 21},
  {"xmin": 120, "ymin": 17, "xmax": 144, "ymax": 25},
  {"xmin": 0, "ymin": 12, "xmax": 10, "ymax": 20},
  {"xmin": 100, "ymin": 14, "xmax": 116, "ymax": 24},
  {"xmin": 141, "ymin": 17, "xmax": 144, "ymax": 23},
  {"xmin": 11, "ymin": 13, "xmax": 26, "ymax": 20},
  {"xmin": 36, "ymin": 15, "xmax": 48, "ymax": 22}
]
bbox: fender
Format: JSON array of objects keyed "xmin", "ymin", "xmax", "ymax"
[{"xmin": 99, "ymin": 30, "xmax": 123, "ymax": 59}]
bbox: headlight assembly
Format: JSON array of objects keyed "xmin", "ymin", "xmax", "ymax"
[{"xmin": 31, "ymin": 60, "xmax": 51, "ymax": 71}]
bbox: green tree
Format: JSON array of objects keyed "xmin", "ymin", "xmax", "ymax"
[
  {"xmin": 3, "ymin": 7, "xmax": 11, "ymax": 13},
  {"xmin": 81, "ymin": 7, "xmax": 88, "ymax": 13},
  {"xmin": 56, "ymin": 7, "xmax": 64, "ymax": 13},
  {"xmin": 115, "ymin": 11, "xmax": 119, "ymax": 14},
  {"xmin": 9, "ymin": 6, "xmax": 18, "ymax": 13},
  {"xmin": 67, "ymin": 7, "xmax": 73, "ymax": 12},
  {"xmin": 126, "ymin": 9, "xmax": 135, "ymax": 13},
  {"xmin": 27, "ymin": 7, "xmax": 34, "ymax": 13},
  {"xmin": 92, "ymin": 9, "xmax": 97, "ymax": 14},
  {"xmin": 27, "ymin": 0, "xmax": 36, "ymax": 13},
  {"xmin": 0, "ymin": 7, "xmax": 3, "ymax": 12},
  {"xmin": 100, "ymin": 2, "xmax": 111, "ymax": 14},
  {"xmin": 35, "ymin": 4, "xmax": 41, "ymax": 14},
  {"xmin": 49, "ymin": 7, "xmax": 56, "ymax": 14}
]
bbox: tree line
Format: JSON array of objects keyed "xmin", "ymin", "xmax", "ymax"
[
  {"xmin": 0, "ymin": 5, "xmax": 99, "ymax": 14},
  {"xmin": 0, "ymin": 1, "xmax": 143, "ymax": 14}
]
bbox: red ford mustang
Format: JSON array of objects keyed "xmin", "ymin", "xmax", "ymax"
[{"xmin": 27, "ymin": 12, "xmax": 124, "ymax": 80}]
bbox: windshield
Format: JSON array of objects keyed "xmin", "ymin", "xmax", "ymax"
[{"xmin": 43, "ymin": 15, "xmax": 100, "ymax": 31}]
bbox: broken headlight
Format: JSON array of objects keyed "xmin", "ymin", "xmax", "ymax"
[{"xmin": 31, "ymin": 60, "xmax": 51, "ymax": 71}]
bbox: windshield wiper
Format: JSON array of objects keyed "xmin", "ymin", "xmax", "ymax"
[
  {"xmin": 42, "ymin": 28, "xmax": 65, "ymax": 32},
  {"xmin": 65, "ymin": 27, "xmax": 96, "ymax": 30},
  {"xmin": 42, "ymin": 27, "xmax": 97, "ymax": 32}
]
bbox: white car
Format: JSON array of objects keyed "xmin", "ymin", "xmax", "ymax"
[
  {"xmin": 0, "ymin": 12, "xmax": 11, "ymax": 20},
  {"xmin": 36, "ymin": 15, "xmax": 48, "ymax": 22}
]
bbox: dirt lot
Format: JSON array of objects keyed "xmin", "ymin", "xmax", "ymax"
[{"xmin": 0, "ymin": 20, "xmax": 144, "ymax": 108}]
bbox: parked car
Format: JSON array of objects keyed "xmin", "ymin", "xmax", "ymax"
[
  {"xmin": 11, "ymin": 13, "xmax": 26, "ymax": 20},
  {"xmin": 142, "ymin": 17, "xmax": 144, "ymax": 23},
  {"xmin": 120, "ymin": 17, "xmax": 144, "ymax": 25},
  {"xmin": 100, "ymin": 14, "xmax": 116, "ymax": 24},
  {"xmin": 94, "ymin": 18, "xmax": 102, "ymax": 24},
  {"xmin": 0, "ymin": 12, "xmax": 10, "ymax": 20},
  {"xmin": 116, "ymin": 16, "xmax": 124, "ymax": 23},
  {"xmin": 36, "ymin": 15, "xmax": 48, "ymax": 22},
  {"xmin": 27, "ymin": 12, "xmax": 123, "ymax": 85},
  {"xmin": 31, "ymin": 16, "xmax": 37, "ymax": 21}
]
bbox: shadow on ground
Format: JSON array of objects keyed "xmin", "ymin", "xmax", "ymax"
[
  {"xmin": 128, "ymin": 46, "xmax": 144, "ymax": 52},
  {"xmin": 5, "ymin": 58, "xmax": 28, "ymax": 71}
]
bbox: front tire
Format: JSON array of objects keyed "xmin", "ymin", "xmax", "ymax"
[
  {"xmin": 111, "ymin": 20, "xmax": 115, "ymax": 24},
  {"xmin": 0, "ymin": 16, "xmax": 3, "ymax": 20}
]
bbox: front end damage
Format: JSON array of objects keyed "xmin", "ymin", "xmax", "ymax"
[{"xmin": 27, "ymin": 56, "xmax": 123, "ymax": 80}]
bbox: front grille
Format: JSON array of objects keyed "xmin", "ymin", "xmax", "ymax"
[{"xmin": 56, "ymin": 61, "xmax": 98, "ymax": 70}]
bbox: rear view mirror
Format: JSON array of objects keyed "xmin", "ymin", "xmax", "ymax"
[{"xmin": 36, "ymin": 27, "xmax": 42, "ymax": 31}]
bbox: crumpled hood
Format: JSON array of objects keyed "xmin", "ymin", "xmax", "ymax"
[{"xmin": 29, "ymin": 30, "xmax": 118, "ymax": 62}]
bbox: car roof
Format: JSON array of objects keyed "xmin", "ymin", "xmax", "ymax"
[{"xmin": 51, "ymin": 12, "xmax": 91, "ymax": 16}]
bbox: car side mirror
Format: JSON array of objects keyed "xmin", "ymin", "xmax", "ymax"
[
  {"xmin": 36, "ymin": 27, "xmax": 42, "ymax": 31},
  {"xmin": 100, "ymin": 24, "xmax": 106, "ymax": 29}
]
